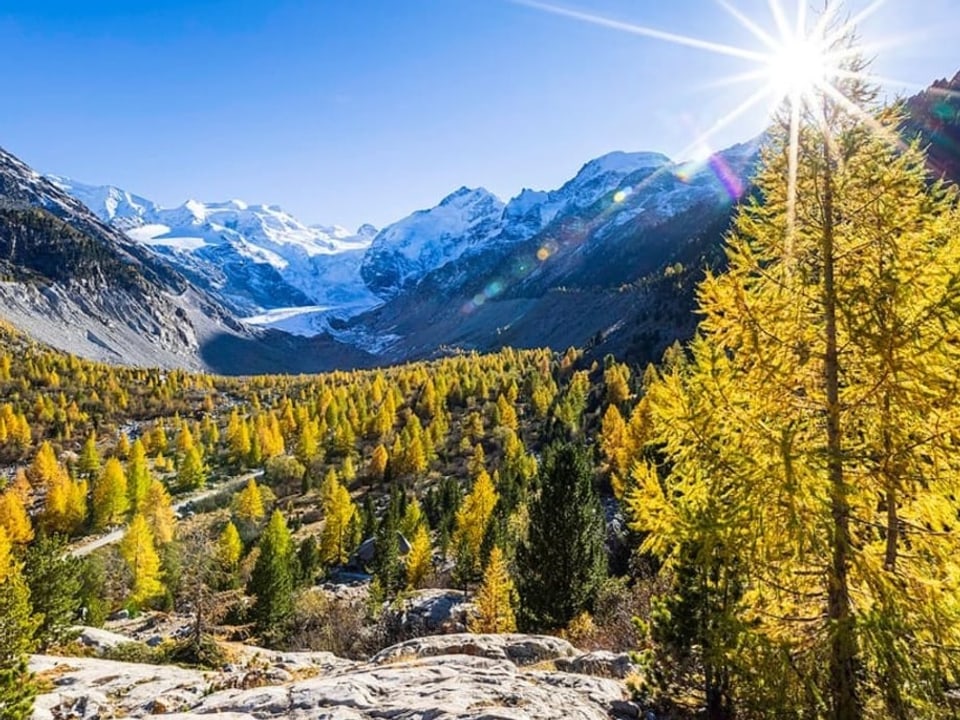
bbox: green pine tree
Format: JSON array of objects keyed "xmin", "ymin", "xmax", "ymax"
[
  {"xmin": 517, "ymin": 442, "xmax": 606, "ymax": 630},
  {"xmin": 248, "ymin": 510, "xmax": 294, "ymax": 643}
]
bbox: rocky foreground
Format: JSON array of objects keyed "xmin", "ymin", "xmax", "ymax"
[{"xmin": 32, "ymin": 632, "xmax": 645, "ymax": 720}]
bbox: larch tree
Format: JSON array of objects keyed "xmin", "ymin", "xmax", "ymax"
[
  {"xmin": 217, "ymin": 521, "xmax": 243, "ymax": 582},
  {"xmin": 92, "ymin": 457, "xmax": 129, "ymax": 530},
  {"xmin": 319, "ymin": 475, "xmax": 357, "ymax": 565},
  {"xmin": 177, "ymin": 445, "xmax": 207, "ymax": 490},
  {"xmin": 77, "ymin": 433, "xmax": 101, "ymax": 481},
  {"xmin": 120, "ymin": 514, "xmax": 164, "ymax": 608},
  {"xmin": 405, "ymin": 523, "xmax": 432, "ymax": 589},
  {"xmin": 126, "ymin": 438, "xmax": 152, "ymax": 514},
  {"xmin": 233, "ymin": 477, "xmax": 266, "ymax": 524},
  {"xmin": 469, "ymin": 545, "xmax": 517, "ymax": 634},
  {"xmin": 452, "ymin": 469, "xmax": 498, "ymax": 583},
  {"xmin": 0, "ymin": 490, "xmax": 33, "ymax": 545},
  {"xmin": 143, "ymin": 480, "xmax": 176, "ymax": 546},
  {"xmin": 629, "ymin": 31, "xmax": 960, "ymax": 720}
]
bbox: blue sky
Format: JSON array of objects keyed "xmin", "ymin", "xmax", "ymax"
[{"xmin": 2, "ymin": 0, "xmax": 958, "ymax": 229}]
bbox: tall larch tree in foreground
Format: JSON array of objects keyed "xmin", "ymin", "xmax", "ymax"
[{"xmin": 629, "ymin": 29, "xmax": 960, "ymax": 720}]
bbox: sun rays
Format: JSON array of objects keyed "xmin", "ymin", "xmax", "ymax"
[{"xmin": 512, "ymin": 0, "xmax": 915, "ymax": 238}]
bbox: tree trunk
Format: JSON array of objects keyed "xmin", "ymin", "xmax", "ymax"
[{"xmin": 821, "ymin": 129, "xmax": 861, "ymax": 720}]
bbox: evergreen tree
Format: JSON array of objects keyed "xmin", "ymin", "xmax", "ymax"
[
  {"xmin": 629, "ymin": 33, "xmax": 960, "ymax": 718},
  {"xmin": 517, "ymin": 442, "xmax": 606, "ymax": 630},
  {"xmin": 248, "ymin": 510, "xmax": 294, "ymax": 642},
  {"xmin": 372, "ymin": 489, "xmax": 403, "ymax": 596},
  {"xmin": 0, "ymin": 567, "xmax": 37, "ymax": 720},
  {"xmin": 22, "ymin": 534, "xmax": 82, "ymax": 649}
]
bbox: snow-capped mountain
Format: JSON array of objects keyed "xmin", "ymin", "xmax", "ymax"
[
  {"xmin": 361, "ymin": 187, "xmax": 506, "ymax": 299},
  {"xmin": 48, "ymin": 177, "xmax": 382, "ymax": 326},
  {"xmin": 347, "ymin": 140, "xmax": 760, "ymax": 363}
]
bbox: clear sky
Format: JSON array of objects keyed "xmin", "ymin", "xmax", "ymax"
[{"xmin": 1, "ymin": 0, "xmax": 958, "ymax": 230}]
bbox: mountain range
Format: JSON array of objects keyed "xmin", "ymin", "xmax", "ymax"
[{"xmin": 2, "ymin": 70, "xmax": 958, "ymax": 374}]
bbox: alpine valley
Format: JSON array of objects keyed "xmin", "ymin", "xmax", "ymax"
[{"xmin": 3, "ymin": 71, "xmax": 959, "ymax": 375}]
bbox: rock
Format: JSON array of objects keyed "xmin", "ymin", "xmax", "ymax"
[
  {"xmin": 391, "ymin": 589, "xmax": 472, "ymax": 634},
  {"xmin": 197, "ymin": 654, "xmax": 623, "ymax": 719},
  {"xmin": 371, "ymin": 633, "xmax": 578, "ymax": 666},
  {"xmin": 609, "ymin": 699, "xmax": 645, "ymax": 719},
  {"xmin": 31, "ymin": 634, "xmax": 628, "ymax": 720},
  {"xmin": 74, "ymin": 626, "xmax": 132, "ymax": 652},
  {"xmin": 108, "ymin": 608, "xmax": 130, "ymax": 621},
  {"xmin": 555, "ymin": 650, "xmax": 639, "ymax": 679}
]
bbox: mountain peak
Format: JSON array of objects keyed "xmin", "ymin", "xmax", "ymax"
[
  {"xmin": 574, "ymin": 151, "xmax": 672, "ymax": 185},
  {"xmin": 438, "ymin": 186, "xmax": 500, "ymax": 207}
]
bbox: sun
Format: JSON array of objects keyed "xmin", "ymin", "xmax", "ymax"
[{"xmin": 765, "ymin": 34, "xmax": 833, "ymax": 101}]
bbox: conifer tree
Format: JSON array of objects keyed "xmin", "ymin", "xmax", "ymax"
[
  {"xmin": 77, "ymin": 433, "xmax": 101, "ymax": 480},
  {"xmin": 518, "ymin": 442, "xmax": 605, "ymax": 630},
  {"xmin": 319, "ymin": 476, "xmax": 357, "ymax": 565},
  {"xmin": 629, "ymin": 33, "xmax": 960, "ymax": 719},
  {"xmin": 233, "ymin": 477, "xmax": 266, "ymax": 523},
  {"xmin": 120, "ymin": 514, "xmax": 163, "ymax": 608},
  {"xmin": 177, "ymin": 445, "xmax": 207, "ymax": 490},
  {"xmin": 405, "ymin": 523, "xmax": 432, "ymax": 589},
  {"xmin": 368, "ymin": 444, "xmax": 388, "ymax": 483},
  {"xmin": 0, "ymin": 491, "xmax": 32, "ymax": 545},
  {"xmin": 92, "ymin": 457, "xmax": 129, "ymax": 530},
  {"xmin": 0, "ymin": 549, "xmax": 37, "ymax": 720},
  {"xmin": 217, "ymin": 521, "xmax": 243, "ymax": 579},
  {"xmin": 248, "ymin": 510, "xmax": 294, "ymax": 641},
  {"xmin": 452, "ymin": 469, "xmax": 498, "ymax": 583},
  {"xmin": 469, "ymin": 546, "xmax": 517, "ymax": 634},
  {"xmin": 126, "ymin": 438, "xmax": 152, "ymax": 513},
  {"xmin": 22, "ymin": 534, "xmax": 82, "ymax": 650},
  {"xmin": 143, "ymin": 480, "xmax": 176, "ymax": 546}
]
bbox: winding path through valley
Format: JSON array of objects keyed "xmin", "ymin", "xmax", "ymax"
[{"xmin": 69, "ymin": 469, "xmax": 264, "ymax": 558}]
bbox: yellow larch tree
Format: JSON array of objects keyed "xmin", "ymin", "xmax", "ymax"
[
  {"xmin": 120, "ymin": 513, "xmax": 163, "ymax": 607},
  {"xmin": 92, "ymin": 457, "xmax": 129, "ymax": 530},
  {"xmin": 469, "ymin": 546, "xmax": 517, "ymax": 634}
]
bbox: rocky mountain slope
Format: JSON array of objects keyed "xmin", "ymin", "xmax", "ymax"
[
  {"xmin": 350, "ymin": 141, "xmax": 758, "ymax": 364},
  {"xmin": 0, "ymin": 147, "xmax": 375, "ymax": 374}
]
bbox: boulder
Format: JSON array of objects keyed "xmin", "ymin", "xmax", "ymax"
[
  {"xmin": 371, "ymin": 632, "xmax": 578, "ymax": 666},
  {"xmin": 73, "ymin": 626, "xmax": 133, "ymax": 652},
  {"xmin": 556, "ymin": 650, "xmax": 640, "ymax": 679}
]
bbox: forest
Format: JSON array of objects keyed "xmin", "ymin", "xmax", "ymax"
[{"xmin": 4, "ymin": 35, "xmax": 960, "ymax": 720}]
